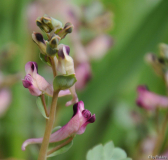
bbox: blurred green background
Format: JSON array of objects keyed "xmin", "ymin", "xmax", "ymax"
[{"xmin": 1, "ymin": 0, "xmax": 168, "ymax": 159}]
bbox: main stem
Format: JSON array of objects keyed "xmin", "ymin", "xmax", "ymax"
[{"xmin": 38, "ymin": 91, "xmax": 59, "ymax": 160}]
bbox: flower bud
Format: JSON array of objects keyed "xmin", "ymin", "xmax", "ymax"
[
  {"xmin": 159, "ymin": 43, "xmax": 168, "ymax": 59},
  {"xmin": 56, "ymin": 22, "xmax": 74, "ymax": 39},
  {"xmin": 36, "ymin": 17, "xmax": 51, "ymax": 33},
  {"xmin": 145, "ymin": 53, "xmax": 165, "ymax": 77},
  {"xmin": 46, "ymin": 35, "xmax": 60, "ymax": 56},
  {"xmin": 57, "ymin": 44, "xmax": 74, "ymax": 75},
  {"xmin": 42, "ymin": 14, "xmax": 63, "ymax": 32},
  {"xmin": 32, "ymin": 32, "xmax": 46, "ymax": 55}
]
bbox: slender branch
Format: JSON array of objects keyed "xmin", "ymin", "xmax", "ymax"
[
  {"xmin": 50, "ymin": 57, "xmax": 57, "ymax": 77},
  {"xmin": 155, "ymin": 108, "xmax": 160, "ymax": 134},
  {"xmin": 152, "ymin": 110, "xmax": 168, "ymax": 155},
  {"xmin": 41, "ymin": 94, "xmax": 49, "ymax": 117},
  {"xmin": 47, "ymin": 137, "xmax": 73, "ymax": 156},
  {"xmin": 38, "ymin": 91, "xmax": 59, "ymax": 160}
]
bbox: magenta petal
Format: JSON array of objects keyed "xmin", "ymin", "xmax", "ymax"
[
  {"xmin": 82, "ymin": 109, "xmax": 91, "ymax": 119},
  {"xmin": 77, "ymin": 114, "xmax": 96, "ymax": 135},
  {"xmin": 22, "ymin": 80, "xmax": 32, "ymax": 88}
]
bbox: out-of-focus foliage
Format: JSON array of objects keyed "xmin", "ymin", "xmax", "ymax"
[
  {"xmin": 1, "ymin": 0, "xmax": 168, "ymax": 160},
  {"xmin": 86, "ymin": 141, "xmax": 132, "ymax": 160}
]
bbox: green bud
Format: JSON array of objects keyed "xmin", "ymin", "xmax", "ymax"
[
  {"xmin": 50, "ymin": 35, "xmax": 60, "ymax": 48},
  {"xmin": 64, "ymin": 22, "xmax": 73, "ymax": 33},
  {"xmin": 145, "ymin": 53, "xmax": 165, "ymax": 77},
  {"xmin": 42, "ymin": 15, "xmax": 63, "ymax": 33},
  {"xmin": 32, "ymin": 32, "xmax": 47, "ymax": 55},
  {"xmin": 46, "ymin": 41, "xmax": 58, "ymax": 56},
  {"xmin": 36, "ymin": 17, "xmax": 51, "ymax": 33},
  {"xmin": 159, "ymin": 43, "xmax": 168, "ymax": 60},
  {"xmin": 56, "ymin": 22, "xmax": 74, "ymax": 39},
  {"xmin": 53, "ymin": 74, "xmax": 77, "ymax": 91}
]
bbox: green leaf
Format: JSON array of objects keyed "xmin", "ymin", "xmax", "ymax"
[
  {"xmin": 47, "ymin": 139, "xmax": 73, "ymax": 157},
  {"xmin": 36, "ymin": 97, "xmax": 49, "ymax": 119},
  {"xmin": 86, "ymin": 141, "xmax": 132, "ymax": 160},
  {"xmin": 39, "ymin": 53, "xmax": 51, "ymax": 66},
  {"xmin": 53, "ymin": 74, "xmax": 77, "ymax": 91}
]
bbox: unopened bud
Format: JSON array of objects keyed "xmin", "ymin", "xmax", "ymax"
[
  {"xmin": 56, "ymin": 22, "xmax": 74, "ymax": 39},
  {"xmin": 145, "ymin": 53, "xmax": 165, "ymax": 77},
  {"xmin": 46, "ymin": 35, "xmax": 60, "ymax": 56},
  {"xmin": 159, "ymin": 43, "xmax": 168, "ymax": 59},
  {"xmin": 46, "ymin": 41, "xmax": 58, "ymax": 56},
  {"xmin": 64, "ymin": 22, "xmax": 73, "ymax": 33},
  {"xmin": 36, "ymin": 17, "xmax": 51, "ymax": 33},
  {"xmin": 42, "ymin": 15, "xmax": 63, "ymax": 32},
  {"xmin": 32, "ymin": 32, "xmax": 46, "ymax": 55}
]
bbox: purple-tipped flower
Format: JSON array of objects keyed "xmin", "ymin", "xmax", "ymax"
[
  {"xmin": 56, "ymin": 44, "xmax": 78, "ymax": 106},
  {"xmin": 136, "ymin": 85, "xmax": 168, "ymax": 110},
  {"xmin": 22, "ymin": 101, "xmax": 95, "ymax": 150},
  {"xmin": 22, "ymin": 61, "xmax": 53, "ymax": 96}
]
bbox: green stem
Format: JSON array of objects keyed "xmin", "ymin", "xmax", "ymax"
[
  {"xmin": 38, "ymin": 91, "xmax": 59, "ymax": 160},
  {"xmin": 47, "ymin": 137, "xmax": 73, "ymax": 156},
  {"xmin": 152, "ymin": 110, "xmax": 168, "ymax": 155},
  {"xmin": 41, "ymin": 94, "xmax": 49, "ymax": 118},
  {"xmin": 50, "ymin": 57, "xmax": 57, "ymax": 77},
  {"xmin": 155, "ymin": 108, "xmax": 160, "ymax": 134}
]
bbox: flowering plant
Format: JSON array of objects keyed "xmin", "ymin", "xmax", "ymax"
[{"xmin": 21, "ymin": 15, "xmax": 95, "ymax": 159}]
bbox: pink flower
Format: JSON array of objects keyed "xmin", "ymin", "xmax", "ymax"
[
  {"xmin": 85, "ymin": 35, "xmax": 113, "ymax": 60},
  {"xmin": 0, "ymin": 89, "xmax": 11, "ymax": 117},
  {"xmin": 136, "ymin": 85, "xmax": 168, "ymax": 110},
  {"xmin": 22, "ymin": 101, "xmax": 95, "ymax": 150},
  {"xmin": 75, "ymin": 62, "xmax": 92, "ymax": 90},
  {"xmin": 22, "ymin": 61, "xmax": 53, "ymax": 96}
]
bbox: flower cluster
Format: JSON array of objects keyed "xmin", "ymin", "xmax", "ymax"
[
  {"xmin": 21, "ymin": 14, "xmax": 95, "ymax": 158},
  {"xmin": 27, "ymin": 0, "xmax": 113, "ymax": 90}
]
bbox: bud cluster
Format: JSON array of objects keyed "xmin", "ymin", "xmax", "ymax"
[{"xmin": 145, "ymin": 43, "xmax": 168, "ymax": 82}]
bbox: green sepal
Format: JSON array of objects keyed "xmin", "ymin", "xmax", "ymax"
[
  {"xmin": 47, "ymin": 138, "xmax": 73, "ymax": 158},
  {"xmin": 46, "ymin": 42, "xmax": 58, "ymax": 56},
  {"xmin": 39, "ymin": 53, "xmax": 51, "ymax": 66},
  {"xmin": 53, "ymin": 74, "xmax": 77, "ymax": 91},
  {"xmin": 36, "ymin": 97, "xmax": 49, "ymax": 119}
]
